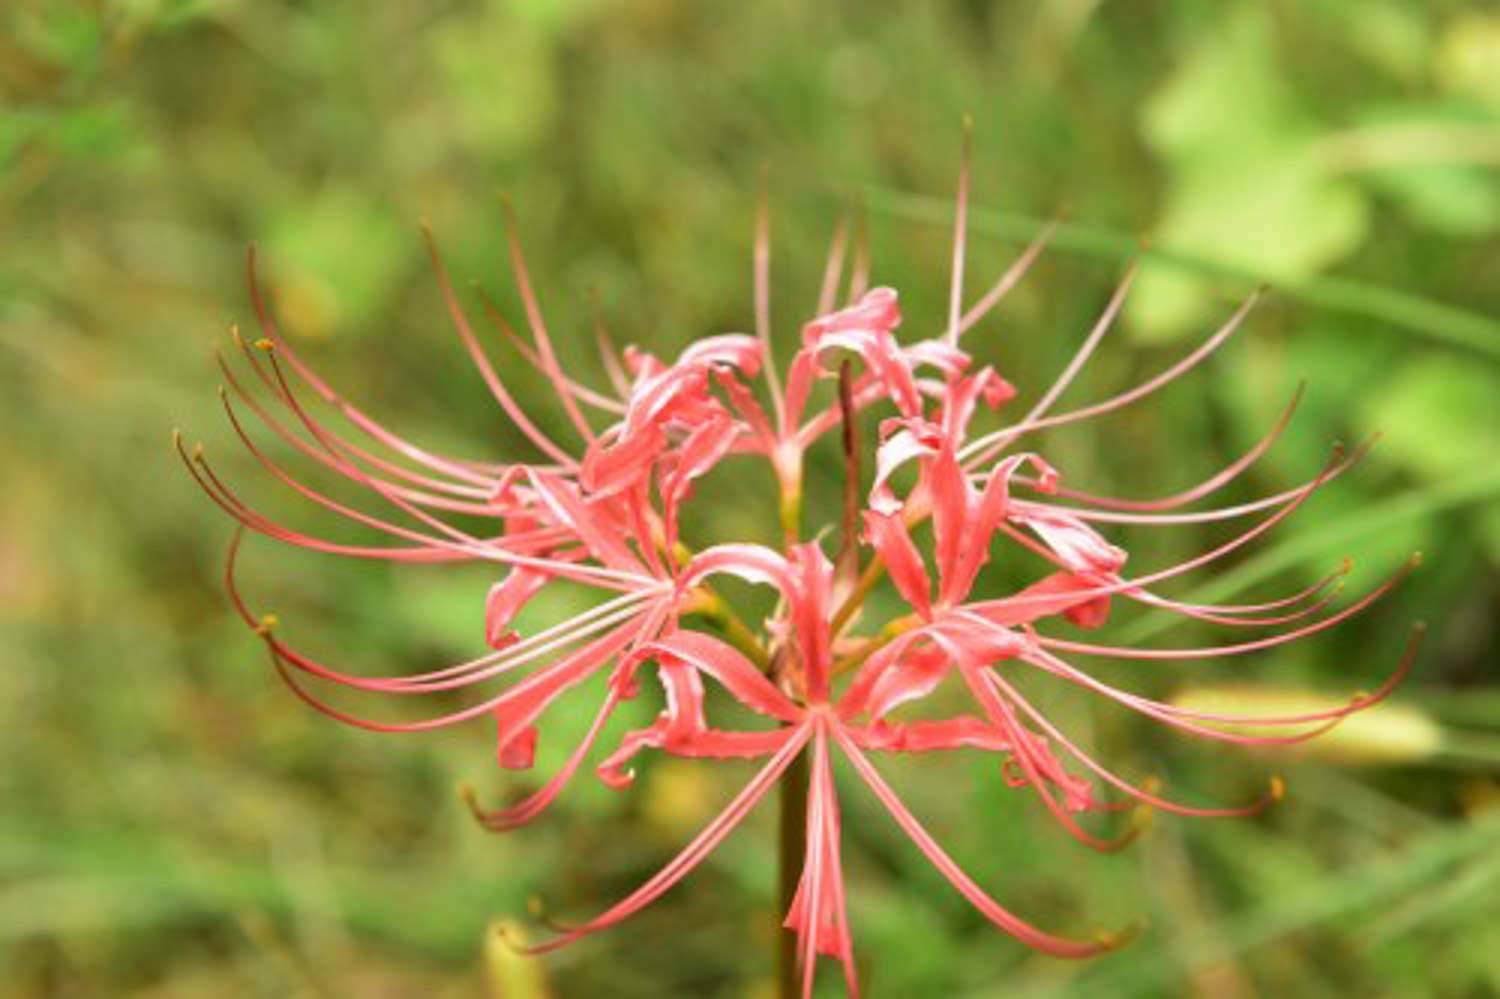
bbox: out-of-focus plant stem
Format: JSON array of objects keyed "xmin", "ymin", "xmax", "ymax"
[{"xmin": 777, "ymin": 749, "xmax": 809, "ymax": 999}]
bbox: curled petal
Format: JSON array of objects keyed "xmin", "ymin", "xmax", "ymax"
[
  {"xmin": 846, "ymin": 638, "xmax": 948, "ymax": 721},
  {"xmin": 645, "ymin": 631, "xmax": 803, "ymax": 722},
  {"xmin": 678, "ymin": 333, "xmax": 763, "ymax": 376},
  {"xmin": 862, "ymin": 510, "xmax": 932, "ymax": 619},
  {"xmin": 803, "ymin": 286, "xmax": 902, "ymax": 341},
  {"xmin": 682, "ymin": 544, "xmax": 791, "ymax": 593},
  {"xmin": 664, "ymin": 418, "xmax": 741, "ymax": 513},
  {"xmin": 1012, "ymin": 506, "xmax": 1127, "ymax": 576},
  {"xmin": 942, "ymin": 453, "xmax": 1058, "ymax": 606},
  {"xmin": 467, "ymin": 682, "xmax": 628, "ymax": 832},
  {"xmin": 527, "ymin": 470, "xmax": 644, "ymax": 574},
  {"xmin": 938, "ymin": 367, "xmax": 1013, "ymax": 441},
  {"xmin": 486, "ymin": 568, "xmax": 552, "ymax": 649},
  {"xmin": 869, "ymin": 426, "xmax": 939, "ymax": 514},
  {"xmin": 847, "ymin": 715, "xmax": 1013, "ymax": 754}
]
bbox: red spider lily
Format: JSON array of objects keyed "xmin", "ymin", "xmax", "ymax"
[{"xmin": 181, "ymin": 141, "xmax": 1420, "ymax": 997}]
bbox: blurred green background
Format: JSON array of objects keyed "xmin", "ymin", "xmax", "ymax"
[{"xmin": 2, "ymin": 1, "xmax": 1498, "ymax": 996}]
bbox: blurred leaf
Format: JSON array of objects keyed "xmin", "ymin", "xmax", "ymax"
[
  {"xmin": 1132, "ymin": 5, "xmax": 1369, "ymax": 341},
  {"xmin": 116, "ymin": 0, "xmax": 243, "ymax": 32},
  {"xmin": 1335, "ymin": 0, "xmax": 1431, "ymax": 83},
  {"xmin": 484, "ymin": 920, "xmax": 551, "ymax": 999},
  {"xmin": 1168, "ymin": 686, "xmax": 1444, "ymax": 766},
  {"xmin": 1358, "ymin": 355, "xmax": 1500, "ymax": 481},
  {"xmin": 10, "ymin": 7, "xmax": 104, "ymax": 76},
  {"xmin": 865, "ymin": 188, "xmax": 1500, "ymax": 358},
  {"xmin": 1057, "ymin": 809, "xmax": 1500, "ymax": 997},
  {"xmin": 1437, "ymin": 12, "xmax": 1500, "ymax": 109},
  {"xmin": 1365, "ymin": 160, "xmax": 1500, "ymax": 235},
  {"xmin": 1360, "ymin": 355, "xmax": 1500, "ymax": 560},
  {"xmin": 433, "ymin": 9, "xmax": 558, "ymax": 156},
  {"xmin": 1337, "ymin": 102, "xmax": 1500, "ymax": 236},
  {"xmin": 264, "ymin": 187, "xmax": 407, "ymax": 337}
]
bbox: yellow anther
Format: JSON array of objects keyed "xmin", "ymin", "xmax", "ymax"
[
  {"xmin": 254, "ymin": 338, "xmax": 275, "ymax": 352},
  {"xmin": 1130, "ymin": 800, "xmax": 1156, "ymax": 833},
  {"xmin": 255, "ymin": 613, "xmax": 279, "ymax": 635},
  {"xmin": 1269, "ymin": 775, "xmax": 1286, "ymax": 801},
  {"xmin": 1097, "ymin": 917, "xmax": 1145, "ymax": 949}
]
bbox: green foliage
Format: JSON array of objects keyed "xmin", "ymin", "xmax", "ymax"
[{"xmin": 1, "ymin": 1, "xmax": 1496, "ymax": 996}]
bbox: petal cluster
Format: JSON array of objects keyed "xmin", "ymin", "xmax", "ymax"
[{"xmin": 182, "ymin": 153, "xmax": 1419, "ymax": 997}]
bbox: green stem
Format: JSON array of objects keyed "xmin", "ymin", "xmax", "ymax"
[
  {"xmin": 776, "ymin": 747, "xmax": 809, "ymax": 999},
  {"xmin": 830, "ymin": 556, "xmax": 887, "ymax": 636},
  {"xmin": 692, "ymin": 592, "xmax": 770, "ymax": 670}
]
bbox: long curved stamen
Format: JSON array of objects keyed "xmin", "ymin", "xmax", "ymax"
[
  {"xmin": 261, "ymin": 349, "xmax": 657, "ymax": 587},
  {"xmin": 1020, "ymin": 650, "xmax": 1347, "ymax": 747},
  {"xmin": 1039, "ymin": 556, "xmax": 1416, "ymax": 660},
  {"xmin": 180, "ymin": 436, "xmax": 479, "ymax": 563},
  {"xmin": 518, "ymin": 724, "xmax": 812, "ymax": 955},
  {"xmin": 996, "ymin": 505, "xmax": 1355, "ymax": 629},
  {"xmin": 1020, "ymin": 384, "xmax": 1305, "ymax": 513},
  {"xmin": 832, "ymin": 723, "xmax": 1126, "ymax": 957},
  {"xmin": 969, "ymin": 446, "xmax": 1344, "ymax": 619},
  {"xmin": 988, "ymin": 671, "xmax": 1284, "ymax": 818},
  {"xmin": 475, "ymin": 287, "xmax": 626, "ymax": 414},
  {"xmin": 186, "ymin": 431, "xmax": 649, "ymax": 589},
  {"xmin": 1024, "ymin": 435, "xmax": 1376, "ymax": 528},
  {"xmin": 424, "ymin": 225, "xmax": 584, "ymax": 466},
  {"xmin": 269, "ymin": 595, "xmax": 658, "ymax": 697},
  {"xmin": 1172, "ymin": 562, "xmax": 1350, "ymax": 614},
  {"xmin": 755, "ymin": 181, "xmax": 788, "ymax": 431},
  {"xmin": 1012, "ymin": 261, "xmax": 1139, "ymax": 434},
  {"xmin": 816, "ymin": 212, "xmax": 852, "ymax": 318},
  {"xmin": 228, "ymin": 329, "xmax": 500, "ymax": 500},
  {"xmin": 961, "ymin": 288, "xmax": 1264, "ymax": 469},
  {"xmin": 223, "ymin": 531, "xmax": 665, "ymax": 694},
  {"xmin": 467, "ymin": 683, "xmax": 629, "ymax": 831},
  {"xmin": 948, "ymin": 652, "xmax": 1140, "ymax": 853},
  {"xmin": 954, "ymin": 218, "xmax": 1060, "ymax": 339},
  {"xmin": 220, "ymin": 351, "xmax": 502, "ymax": 514},
  {"xmin": 247, "ymin": 246, "xmax": 503, "ymax": 485},
  {"xmin": 211, "ymin": 412, "xmax": 634, "ymax": 585},
  {"xmin": 499, "ymin": 201, "xmax": 598, "ymax": 447},
  {"xmin": 264, "ymin": 619, "xmax": 638, "ymax": 734},
  {"xmin": 1121, "ymin": 580, "xmax": 1344, "ymax": 628},
  {"xmin": 944, "ymin": 118, "xmax": 972, "ymax": 349}
]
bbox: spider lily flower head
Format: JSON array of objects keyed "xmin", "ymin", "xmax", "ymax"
[{"xmin": 182, "ymin": 139, "xmax": 1421, "ymax": 997}]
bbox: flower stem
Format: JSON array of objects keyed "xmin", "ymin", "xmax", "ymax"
[
  {"xmin": 830, "ymin": 557, "xmax": 887, "ymax": 635},
  {"xmin": 776, "ymin": 745, "xmax": 809, "ymax": 998},
  {"xmin": 691, "ymin": 591, "xmax": 771, "ymax": 670}
]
